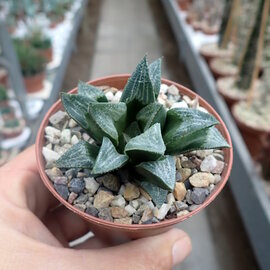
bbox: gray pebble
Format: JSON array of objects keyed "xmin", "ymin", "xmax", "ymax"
[
  {"xmin": 191, "ymin": 188, "xmax": 209, "ymax": 204},
  {"xmin": 68, "ymin": 192, "xmax": 78, "ymax": 204},
  {"xmin": 74, "ymin": 204, "xmax": 86, "ymax": 212},
  {"xmin": 181, "ymin": 160, "xmax": 197, "ymax": 169},
  {"xmin": 49, "ymin": 111, "xmax": 68, "ymax": 128},
  {"xmin": 175, "ymin": 171, "xmax": 182, "ymax": 181},
  {"xmin": 142, "ymin": 217, "xmax": 159, "ymax": 224},
  {"xmin": 69, "ymin": 178, "xmax": 85, "ymax": 193},
  {"xmin": 53, "ymin": 176, "xmax": 68, "ymax": 185},
  {"xmin": 174, "ymin": 201, "xmax": 189, "ymax": 211},
  {"xmin": 74, "ymin": 194, "xmax": 89, "ymax": 204},
  {"xmin": 86, "ymin": 206, "xmax": 99, "ymax": 217},
  {"xmin": 132, "ymin": 214, "xmax": 141, "ymax": 224},
  {"xmin": 100, "ymin": 174, "xmax": 120, "ymax": 192},
  {"xmin": 188, "ymin": 204, "xmax": 200, "ymax": 211},
  {"xmin": 98, "ymin": 208, "xmax": 113, "ymax": 222},
  {"xmin": 54, "ymin": 184, "xmax": 69, "ymax": 200},
  {"xmin": 65, "ymin": 168, "xmax": 77, "ymax": 180},
  {"xmin": 185, "ymin": 190, "xmax": 193, "ymax": 204}
]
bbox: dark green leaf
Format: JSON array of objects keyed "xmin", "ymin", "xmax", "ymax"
[
  {"xmin": 86, "ymin": 102, "xmax": 127, "ymax": 145},
  {"xmin": 78, "ymin": 81, "xmax": 108, "ymax": 102},
  {"xmin": 136, "ymin": 155, "xmax": 176, "ymax": 191},
  {"xmin": 92, "ymin": 137, "xmax": 129, "ymax": 174},
  {"xmin": 123, "ymin": 121, "xmax": 141, "ymax": 142},
  {"xmin": 149, "ymin": 57, "xmax": 162, "ymax": 97},
  {"xmin": 163, "ymin": 108, "xmax": 219, "ymax": 154},
  {"xmin": 136, "ymin": 103, "xmax": 166, "ymax": 131},
  {"xmin": 125, "ymin": 123, "xmax": 166, "ymax": 162},
  {"xmin": 173, "ymin": 126, "xmax": 230, "ymax": 154},
  {"xmin": 56, "ymin": 141, "xmax": 99, "ymax": 169},
  {"xmin": 61, "ymin": 93, "xmax": 91, "ymax": 132},
  {"xmin": 120, "ymin": 55, "xmax": 156, "ymax": 105},
  {"xmin": 140, "ymin": 181, "xmax": 168, "ymax": 208}
]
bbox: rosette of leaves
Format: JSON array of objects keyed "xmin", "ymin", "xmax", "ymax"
[{"xmin": 56, "ymin": 56, "xmax": 230, "ymax": 206}]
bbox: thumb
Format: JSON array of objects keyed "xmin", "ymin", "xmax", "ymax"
[{"xmin": 68, "ymin": 229, "xmax": 191, "ymax": 270}]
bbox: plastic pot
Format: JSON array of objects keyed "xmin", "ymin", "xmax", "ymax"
[
  {"xmin": 36, "ymin": 75, "xmax": 233, "ymax": 240},
  {"xmin": 23, "ymin": 72, "xmax": 45, "ymax": 93},
  {"xmin": 38, "ymin": 47, "xmax": 53, "ymax": 63},
  {"xmin": 232, "ymin": 103, "xmax": 270, "ymax": 160}
]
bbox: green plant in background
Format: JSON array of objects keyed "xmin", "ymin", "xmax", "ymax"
[
  {"xmin": 236, "ymin": 0, "xmax": 267, "ymax": 91},
  {"xmin": 13, "ymin": 39, "xmax": 46, "ymax": 77},
  {"xmin": 9, "ymin": 0, "xmax": 37, "ymax": 18},
  {"xmin": 0, "ymin": 84, "xmax": 8, "ymax": 102},
  {"xmin": 27, "ymin": 29, "xmax": 52, "ymax": 50},
  {"xmin": 55, "ymin": 56, "xmax": 230, "ymax": 205}
]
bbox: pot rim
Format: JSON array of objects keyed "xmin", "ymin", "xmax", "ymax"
[
  {"xmin": 36, "ymin": 74, "xmax": 233, "ymax": 231},
  {"xmin": 232, "ymin": 102, "xmax": 270, "ymax": 134}
]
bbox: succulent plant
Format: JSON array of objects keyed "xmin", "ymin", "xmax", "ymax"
[
  {"xmin": 27, "ymin": 29, "xmax": 52, "ymax": 50},
  {"xmin": 55, "ymin": 56, "xmax": 229, "ymax": 205},
  {"xmin": 0, "ymin": 84, "xmax": 8, "ymax": 102},
  {"xmin": 13, "ymin": 39, "xmax": 46, "ymax": 77}
]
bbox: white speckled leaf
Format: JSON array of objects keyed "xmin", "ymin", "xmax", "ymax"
[
  {"xmin": 61, "ymin": 93, "xmax": 91, "ymax": 132},
  {"xmin": 86, "ymin": 102, "xmax": 127, "ymax": 145},
  {"xmin": 136, "ymin": 102, "xmax": 166, "ymax": 131},
  {"xmin": 92, "ymin": 137, "xmax": 129, "ymax": 174},
  {"xmin": 78, "ymin": 81, "xmax": 108, "ymax": 102},
  {"xmin": 120, "ymin": 55, "xmax": 156, "ymax": 105},
  {"xmin": 136, "ymin": 155, "xmax": 176, "ymax": 191},
  {"xmin": 174, "ymin": 126, "xmax": 230, "ymax": 154},
  {"xmin": 149, "ymin": 57, "xmax": 162, "ymax": 97},
  {"xmin": 163, "ymin": 108, "xmax": 223, "ymax": 154},
  {"xmin": 56, "ymin": 141, "xmax": 99, "ymax": 169},
  {"xmin": 140, "ymin": 181, "xmax": 168, "ymax": 208},
  {"xmin": 125, "ymin": 123, "xmax": 165, "ymax": 162}
]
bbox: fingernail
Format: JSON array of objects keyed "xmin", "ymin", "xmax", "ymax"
[{"xmin": 172, "ymin": 236, "xmax": 191, "ymax": 266}]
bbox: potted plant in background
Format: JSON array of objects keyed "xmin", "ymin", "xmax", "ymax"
[
  {"xmin": 0, "ymin": 84, "xmax": 8, "ymax": 106},
  {"xmin": 13, "ymin": 39, "xmax": 46, "ymax": 93},
  {"xmin": 177, "ymin": 0, "xmax": 192, "ymax": 11},
  {"xmin": 209, "ymin": 0, "xmax": 258, "ymax": 79},
  {"xmin": 0, "ymin": 67, "xmax": 8, "ymax": 86},
  {"xmin": 200, "ymin": 0, "xmax": 236, "ymax": 63},
  {"xmin": 231, "ymin": 0, "xmax": 270, "ymax": 159},
  {"xmin": 46, "ymin": 1, "xmax": 66, "ymax": 28},
  {"xmin": 27, "ymin": 29, "xmax": 53, "ymax": 63},
  {"xmin": 217, "ymin": 0, "xmax": 267, "ymax": 110},
  {"xmin": 36, "ymin": 55, "xmax": 232, "ymax": 239}
]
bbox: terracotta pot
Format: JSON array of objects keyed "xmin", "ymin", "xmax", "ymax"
[
  {"xmin": 36, "ymin": 75, "xmax": 233, "ymax": 240},
  {"xmin": 23, "ymin": 73, "xmax": 45, "ymax": 93},
  {"xmin": 200, "ymin": 43, "xmax": 233, "ymax": 64},
  {"xmin": 38, "ymin": 47, "xmax": 53, "ymax": 63},
  {"xmin": 210, "ymin": 59, "xmax": 238, "ymax": 80},
  {"xmin": 178, "ymin": 0, "xmax": 192, "ymax": 11},
  {"xmin": 217, "ymin": 77, "xmax": 246, "ymax": 110},
  {"xmin": 1, "ymin": 118, "xmax": 25, "ymax": 139},
  {"xmin": 0, "ymin": 68, "xmax": 8, "ymax": 86},
  {"xmin": 232, "ymin": 104, "xmax": 270, "ymax": 160}
]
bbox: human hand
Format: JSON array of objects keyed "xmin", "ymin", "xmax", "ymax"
[{"xmin": 0, "ymin": 145, "xmax": 191, "ymax": 270}]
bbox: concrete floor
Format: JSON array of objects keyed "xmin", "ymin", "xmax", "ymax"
[{"xmin": 63, "ymin": 0, "xmax": 259, "ymax": 269}]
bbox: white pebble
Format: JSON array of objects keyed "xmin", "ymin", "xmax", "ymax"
[
  {"xmin": 166, "ymin": 193, "xmax": 175, "ymax": 205},
  {"xmin": 61, "ymin": 129, "xmax": 71, "ymax": 144},
  {"xmin": 71, "ymin": 135, "xmax": 79, "ymax": 145},
  {"xmin": 168, "ymin": 85, "xmax": 179, "ymax": 96},
  {"xmin": 68, "ymin": 119, "xmax": 77, "ymax": 128},
  {"xmin": 171, "ymin": 101, "xmax": 188, "ymax": 109},
  {"xmin": 105, "ymin": 91, "xmax": 114, "ymax": 101},
  {"xmin": 125, "ymin": 205, "xmax": 136, "ymax": 216},
  {"xmin": 119, "ymin": 185, "xmax": 126, "ymax": 196},
  {"xmin": 130, "ymin": 199, "xmax": 140, "ymax": 210},
  {"xmin": 111, "ymin": 195, "xmax": 126, "ymax": 208},
  {"xmin": 154, "ymin": 204, "xmax": 171, "ymax": 220},
  {"xmin": 45, "ymin": 126, "xmax": 61, "ymax": 137},
  {"xmin": 42, "ymin": 147, "xmax": 60, "ymax": 163},
  {"xmin": 200, "ymin": 155, "xmax": 217, "ymax": 173},
  {"xmin": 160, "ymin": 84, "xmax": 168, "ymax": 94},
  {"xmin": 198, "ymin": 106, "xmax": 209, "ymax": 114},
  {"xmin": 84, "ymin": 177, "xmax": 100, "ymax": 195}
]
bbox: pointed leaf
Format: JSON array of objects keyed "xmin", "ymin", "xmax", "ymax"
[
  {"xmin": 136, "ymin": 155, "xmax": 176, "ymax": 191},
  {"xmin": 171, "ymin": 126, "xmax": 230, "ymax": 154},
  {"xmin": 140, "ymin": 181, "xmax": 168, "ymax": 208},
  {"xmin": 78, "ymin": 81, "xmax": 108, "ymax": 102},
  {"xmin": 56, "ymin": 141, "xmax": 99, "ymax": 169},
  {"xmin": 120, "ymin": 55, "xmax": 156, "ymax": 105},
  {"xmin": 86, "ymin": 102, "xmax": 127, "ymax": 145},
  {"xmin": 92, "ymin": 137, "xmax": 129, "ymax": 174},
  {"xmin": 163, "ymin": 108, "xmax": 219, "ymax": 154},
  {"xmin": 123, "ymin": 121, "xmax": 141, "ymax": 142},
  {"xmin": 125, "ymin": 123, "xmax": 166, "ymax": 162},
  {"xmin": 136, "ymin": 102, "xmax": 166, "ymax": 131},
  {"xmin": 61, "ymin": 93, "xmax": 91, "ymax": 132},
  {"xmin": 149, "ymin": 58, "xmax": 162, "ymax": 97}
]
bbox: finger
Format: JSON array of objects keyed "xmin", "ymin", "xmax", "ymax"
[
  {"xmin": 43, "ymin": 206, "xmax": 91, "ymax": 245},
  {"xmin": 0, "ymin": 145, "xmax": 58, "ymax": 218},
  {"xmin": 66, "ymin": 228, "xmax": 191, "ymax": 270}
]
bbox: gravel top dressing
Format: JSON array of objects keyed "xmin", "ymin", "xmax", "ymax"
[{"xmin": 42, "ymin": 83, "xmax": 226, "ymax": 225}]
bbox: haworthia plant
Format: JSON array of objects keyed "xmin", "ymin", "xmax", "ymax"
[{"xmin": 56, "ymin": 55, "xmax": 230, "ymax": 205}]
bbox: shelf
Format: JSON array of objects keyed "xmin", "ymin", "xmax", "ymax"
[{"xmin": 162, "ymin": 1, "xmax": 270, "ymax": 269}]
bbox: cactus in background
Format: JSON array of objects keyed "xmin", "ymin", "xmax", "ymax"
[{"xmin": 236, "ymin": 0, "xmax": 269, "ymax": 91}]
